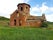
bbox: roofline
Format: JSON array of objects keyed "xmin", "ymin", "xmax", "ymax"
[{"xmin": 17, "ymin": 3, "xmax": 31, "ymax": 8}]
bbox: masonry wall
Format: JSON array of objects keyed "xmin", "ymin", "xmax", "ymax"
[
  {"xmin": 10, "ymin": 11, "xmax": 19, "ymax": 26},
  {"xmin": 26, "ymin": 20, "xmax": 42, "ymax": 27}
]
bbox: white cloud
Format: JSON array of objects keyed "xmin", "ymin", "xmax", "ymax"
[
  {"xmin": 31, "ymin": 2, "xmax": 49, "ymax": 14},
  {"xmin": 46, "ymin": 14, "xmax": 53, "ymax": 22},
  {"xmin": 30, "ymin": 2, "xmax": 53, "ymax": 22},
  {"xmin": 40, "ymin": 2, "xmax": 48, "ymax": 13},
  {"xmin": 0, "ymin": 0, "xmax": 29, "ymax": 18},
  {"xmin": 49, "ymin": 7, "xmax": 53, "ymax": 12},
  {"xmin": 31, "ymin": 7, "xmax": 40, "ymax": 12},
  {"xmin": 30, "ymin": 5, "xmax": 41, "ymax": 16}
]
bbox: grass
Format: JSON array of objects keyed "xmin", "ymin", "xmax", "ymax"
[{"xmin": 0, "ymin": 26, "xmax": 53, "ymax": 40}]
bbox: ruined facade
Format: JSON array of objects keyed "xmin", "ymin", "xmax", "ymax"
[{"xmin": 10, "ymin": 3, "xmax": 46, "ymax": 27}]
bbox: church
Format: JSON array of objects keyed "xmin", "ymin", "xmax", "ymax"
[{"xmin": 10, "ymin": 3, "xmax": 46, "ymax": 27}]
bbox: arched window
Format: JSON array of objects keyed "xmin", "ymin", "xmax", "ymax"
[
  {"xmin": 20, "ymin": 7, "xmax": 23, "ymax": 11},
  {"xmin": 16, "ymin": 11, "xmax": 18, "ymax": 13},
  {"xmin": 26, "ymin": 7, "xmax": 28, "ymax": 9}
]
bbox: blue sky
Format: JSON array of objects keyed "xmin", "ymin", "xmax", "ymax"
[
  {"xmin": 0, "ymin": 0, "xmax": 53, "ymax": 22},
  {"xmin": 28, "ymin": 0, "xmax": 53, "ymax": 7}
]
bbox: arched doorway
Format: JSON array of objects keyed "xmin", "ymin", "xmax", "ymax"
[
  {"xmin": 14, "ymin": 19, "xmax": 16, "ymax": 26},
  {"xmin": 19, "ymin": 20, "xmax": 22, "ymax": 26}
]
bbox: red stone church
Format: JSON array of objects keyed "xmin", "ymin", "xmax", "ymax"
[{"xmin": 10, "ymin": 3, "xmax": 46, "ymax": 27}]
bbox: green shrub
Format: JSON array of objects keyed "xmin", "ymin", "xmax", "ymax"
[{"xmin": 41, "ymin": 22, "xmax": 48, "ymax": 28}]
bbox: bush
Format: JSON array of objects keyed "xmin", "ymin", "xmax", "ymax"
[{"xmin": 41, "ymin": 22, "xmax": 48, "ymax": 28}]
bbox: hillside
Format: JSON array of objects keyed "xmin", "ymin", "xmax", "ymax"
[
  {"xmin": 47, "ymin": 21, "xmax": 53, "ymax": 24},
  {"xmin": 0, "ymin": 16, "xmax": 53, "ymax": 40},
  {"xmin": 0, "ymin": 16, "xmax": 9, "ymax": 27},
  {"xmin": 0, "ymin": 16, "xmax": 9, "ymax": 21}
]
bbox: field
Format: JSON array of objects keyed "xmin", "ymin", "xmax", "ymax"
[{"xmin": 0, "ymin": 17, "xmax": 53, "ymax": 40}]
